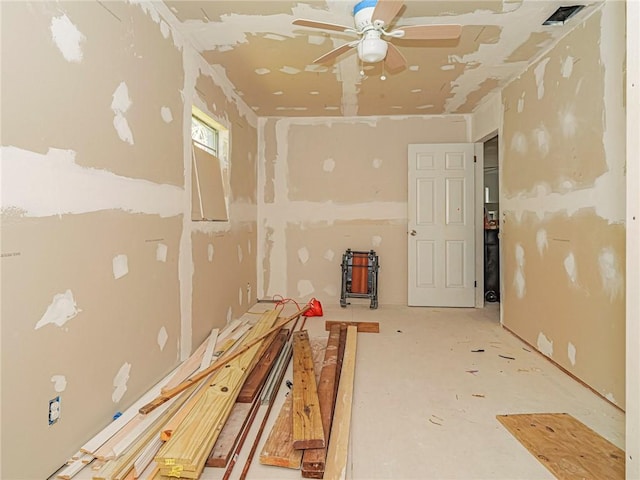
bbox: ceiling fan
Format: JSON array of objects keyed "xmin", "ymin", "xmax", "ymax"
[{"xmin": 292, "ymin": 0, "xmax": 463, "ymax": 71}]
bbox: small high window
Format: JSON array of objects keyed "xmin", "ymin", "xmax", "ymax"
[{"xmin": 190, "ymin": 108, "xmax": 229, "ymax": 221}]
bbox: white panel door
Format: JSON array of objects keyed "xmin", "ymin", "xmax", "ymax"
[{"xmin": 408, "ymin": 143, "xmax": 475, "ymax": 306}]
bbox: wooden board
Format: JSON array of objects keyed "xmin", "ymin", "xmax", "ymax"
[
  {"xmin": 324, "ymin": 326, "xmax": 358, "ymax": 480},
  {"xmin": 292, "ymin": 330, "xmax": 325, "ymax": 450},
  {"xmin": 238, "ymin": 329, "xmax": 287, "ymax": 403},
  {"xmin": 259, "ymin": 394, "xmax": 303, "ymax": 469},
  {"xmin": 206, "ymin": 402, "xmax": 253, "ymax": 467},
  {"xmin": 302, "ymin": 324, "xmax": 343, "ymax": 474},
  {"xmin": 325, "ymin": 321, "xmax": 379, "ymax": 333},
  {"xmin": 496, "ymin": 413, "xmax": 624, "ymax": 480},
  {"xmin": 350, "ymin": 252, "xmax": 369, "ymax": 294}
]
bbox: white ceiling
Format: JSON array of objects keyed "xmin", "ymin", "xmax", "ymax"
[{"xmin": 163, "ymin": 0, "xmax": 600, "ymax": 117}]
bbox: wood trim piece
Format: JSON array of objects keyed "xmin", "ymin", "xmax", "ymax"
[
  {"xmin": 325, "ymin": 321, "xmax": 379, "ymax": 333},
  {"xmin": 205, "ymin": 402, "xmax": 253, "ymax": 467},
  {"xmin": 238, "ymin": 329, "xmax": 287, "ymax": 403},
  {"xmin": 199, "ymin": 328, "xmax": 220, "ymax": 372},
  {"xmin": 302, "ymin": 324, "xmax": 343, "ymax": 473},
  {"xmin": 259, "ymin": 394, "xmax": 303, "ymax": 469},
  {"xmin": 292, "ymin": 330, "xmax": 325, "ymax": 450},
  {"xmin": 324, "ymin": 326, "xmax": 358, "ymax": 480}
]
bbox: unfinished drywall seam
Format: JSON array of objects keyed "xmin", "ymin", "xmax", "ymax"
[{"xmin": 0, "ymin": 146, "xmax": 183, "ymax": 218}]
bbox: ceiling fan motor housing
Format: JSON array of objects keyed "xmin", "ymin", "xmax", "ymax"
[{"xmin": 353, "ymin": 0, "xmax": 377, "ymax": 30}]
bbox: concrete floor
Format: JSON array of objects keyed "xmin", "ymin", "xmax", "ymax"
[{"xmin": 201, "ymin": 301, "xmax": 625, "ymax": 480}]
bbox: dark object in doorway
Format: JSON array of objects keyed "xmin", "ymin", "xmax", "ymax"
[{"xmin": 340, "ymin": 249, "xmax": 379, "ymax": 309}]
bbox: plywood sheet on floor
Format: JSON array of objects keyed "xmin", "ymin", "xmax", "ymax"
[{"xmin": 496, "ymin": 413, "xmax": 624, "ymax": 480}]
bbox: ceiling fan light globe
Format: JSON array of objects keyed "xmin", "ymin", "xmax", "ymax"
[{"xmin": 358, "ymin": 37, "xmax": 388, "ymax": 63}]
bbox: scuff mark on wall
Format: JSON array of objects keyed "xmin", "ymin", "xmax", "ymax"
[
  {"xmin": 514, "ymin": 243, "xmax": 526, "ymax": 298},
  {"xmin": 568, "ymin": 342, "xmax": 577, "ymax": 366},
  {"xmin": 111, "ymin": 82, "xmax": 134, "ymax": 145},
  {"xmin": 598, "ymin": 246, "xmax": 623, "ymax": 301},
  {"xmin": 297, "ymin": 279, "xmax": 314, "ymax": 297},
  {"xmin": 157, "ymin": 326, "xmax": 168, "ymax": 351},
  {"xmin": 536, "ymin": 229, "xmax": 548, "ymax": 256},
  {"xmin": 50, "ymin": 14, "xmax": 85, "ymax": 63},
  {"xmin": 51, "ymin": 375, "xmax": 68, "ymax": 393},
  {"xmin": 35, "ymin": 290, "xmax": 81, "ymax": 330},
  {"xmin": 112, "ymin": 362, "xmax": 131, "ymax": 403},
  {"xmin": 112, "ymin": 254, "xmax": 129, "ymax": 279},
  {"xmin": 0, "ymin": 146, "xmax": 183, "ymax": 218},
  {"xmin": 564, "ymin": 252, "xmax": 578, "ymax": 285},
  {"xmin": 156, "ymin": 243, "xmax": 168, "ymax": 262},
  {"xmin": 537, "ymin": 331, "xmax": 554, "ymax": 357}
]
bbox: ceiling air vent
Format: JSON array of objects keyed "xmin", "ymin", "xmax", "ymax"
[{"xmin": 543, "ymin": 5, "xmax": 585, "ymax": 25}]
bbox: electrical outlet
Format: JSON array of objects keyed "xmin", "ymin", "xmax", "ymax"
[{"xmin": 48, "ymin": 396, "xmax": 61, "ymax": 425}]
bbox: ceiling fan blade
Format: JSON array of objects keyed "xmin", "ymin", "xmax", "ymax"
[
  {"xmin": 384, "ymin": 43, "xmax": 407, "ymax": 71},
  {"xmin": 312, "ymin": 43, "xmax": 356, "ymax": 64},
  {"xmin": 394, "ymin": 24, "xmax": 463, "ymax": 40},
  {"xmin": 371, "ymin": 0, "xmax": 404, "ymax": 27},
  {"xmin": 293, "ymin": 19, "xmax": 355, "ymax": 33}
]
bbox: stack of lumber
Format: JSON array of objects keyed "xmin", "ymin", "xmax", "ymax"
[
  {"xmin": 53, "ymin": 306, "xmax": 309, "ymax": 480},
  {"xmin": 260, "ymin": 323, "xmax": 361, "ymax": 480}
]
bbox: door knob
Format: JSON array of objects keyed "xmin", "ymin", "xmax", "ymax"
[{"xmin": 410, "ymin": 230, "xmax": 417, "ymax": 236}]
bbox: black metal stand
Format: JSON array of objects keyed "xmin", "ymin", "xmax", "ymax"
[{"xmin": 340, "ymin": 249, "xmax": 379, "ymax": 309}]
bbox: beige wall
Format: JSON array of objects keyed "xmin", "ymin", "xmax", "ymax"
[
  {"xmin": 500, "ymin": 3, "xmax": 626, "ymax": 407},
  {"xmin": 0, "ymin": 2, "xmax": 257, "ymax": 478},
  {"xmin": 258, "ymin": 116, "xmax": 470, "ymax": 305}
]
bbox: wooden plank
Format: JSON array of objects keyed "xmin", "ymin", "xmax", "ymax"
[
  {"xmin": 259, "ymin": 394, "xmax": 303, "ymax": 469},
  {"xmin": 302, "ymin": 324, "xmax": 343, "ymax": 474},
  {"xmin": 199, "ymin": 328, "xmax": 220, "ymax": 371},
  {"xmin": 140, "ymin": 305, "xmax": 310, "ymax": 415},
  {"xmin": 325, "ymin": 320, "xmax": 379, "ymax": 333},
  {"xmin": 205, "ymin": 402, "xmax": 253, "ymax": 467},
  {"xmin": 292, "ymin": 330, "xmax": 325, "ymax": 450},
  {"xmin": 238, "ymin": 329, "xmax": 287, "ymax": 403},
  {"xmin": 496, "ymin": 413, "xmax": 624, "ymax": 480},
  {"xmin": 324, "ymin": 326, "xmax": 358, "ymax": 480}
]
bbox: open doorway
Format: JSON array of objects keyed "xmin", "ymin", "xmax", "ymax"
[{"xmin": 483, "ymin": 135, "xmax": 500, "ymax": 303}]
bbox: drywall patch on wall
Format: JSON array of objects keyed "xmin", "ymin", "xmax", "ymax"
[
  {"xmin": 533, "ymin": 123, "xmax": 550, "ymax": 157},
  {"xmin": 157, "ymin": 326, "xmax": 168, "ymax": 351},
  {"xmin": 50, "ymin": 14, "xmax": 85, "ymax": 63},
  {"xmin": 51, "ymin": 375, "xmax": 68, "ymax": 393},
  {"xmin": 372, "ymin": 235, "xmax": 382, "ymax": 247},
  {"xmin": 161, "ymin": 106, "xmax": 173, "ymax": 123},
  {"xmin": 514, "ymin": 243, "xmax": 526, "ymax": 298},
  {"xmin": 112, "ymin": 362, "xmax": 131, "ymax": 403},
  {"xmin": 517, "ymin": 94, "xmax": 525, "ymax": 113},
  {"xmin": 208, "ymin": 244, "xmax": 214, "ymax": 261},
  {"xmin": 297, "ymin": 247, "xmax": 309, "ymax": 264},
  {"xmin": 160, "ymin": 20, "xmax": 171, "ymax": 39},
  {"xmin": 324, "ymin": 249, "xmax": 335, "ymax": 262},
  {"xmin": 237, "ymin": 244, "xmax": 243, "ymax": 263},
  {"xmin": 226, "ymin": 307, "xmax": 233, "ymax": 324},
  {"xmin": 598, "ymin": 247, "xmax": 623, "ymax": 301},
  {"xmin": 536, "ymin": 229, "xmax": 548, "ymax": 256},
  {"xmin": 35, "ymin": 289, "xmax": 81, "ymax": 330},
  {"xmin": 511, "ymin": 132, "xmax": 528, "ymax": 154},
  {"xmin": 564, "ymin": 252, "xmax": 578, "ymax": 285},
  {"xmin": 111, "ymin": 82, "xmax": 134, "ymax": 145},
  {"xmin": 568, "ymin": 342, "xmax": 577, "ymax": 366},
  {"xmin": 372, "ymin": 158, "xmax": 382, "ymax": 169},
  {"xmin": 537, "ymin": 331, "xmax": 554, "ymax": 357},
  {"xmin": 324, "ymin": 285, "xmax": 338, "ymax": 296},
  {"xmin": 0, "ymin": 147, "xmax": 184, "ymax": 218},
  {"xmin": 112, "ymin": 254, "xmax": 129, "ymax": 279},
  {"xmin": 323, "ymin": 158, "xmax": 336, "ymax": 173},
  {"xmin": 562, "ymin": 55, "xmax": 574, "ymax": 78},
  {"xmin": 534, "ymin": 57, "xmax": 550, "ymax": 99},
  {"xmin": 238, "ymin": 287, "xmax": 243, "ymax": 305},
  {"xmin": 297, "ymin": 279, "xmax": 314, "ymax": 298},
  {"xmin": 559, "ymin": 106, "xmax": 578, "ymax": 138},
  {"xmin": 156, "ymin": 243, "xmax": 168, "ymax": 262}
]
